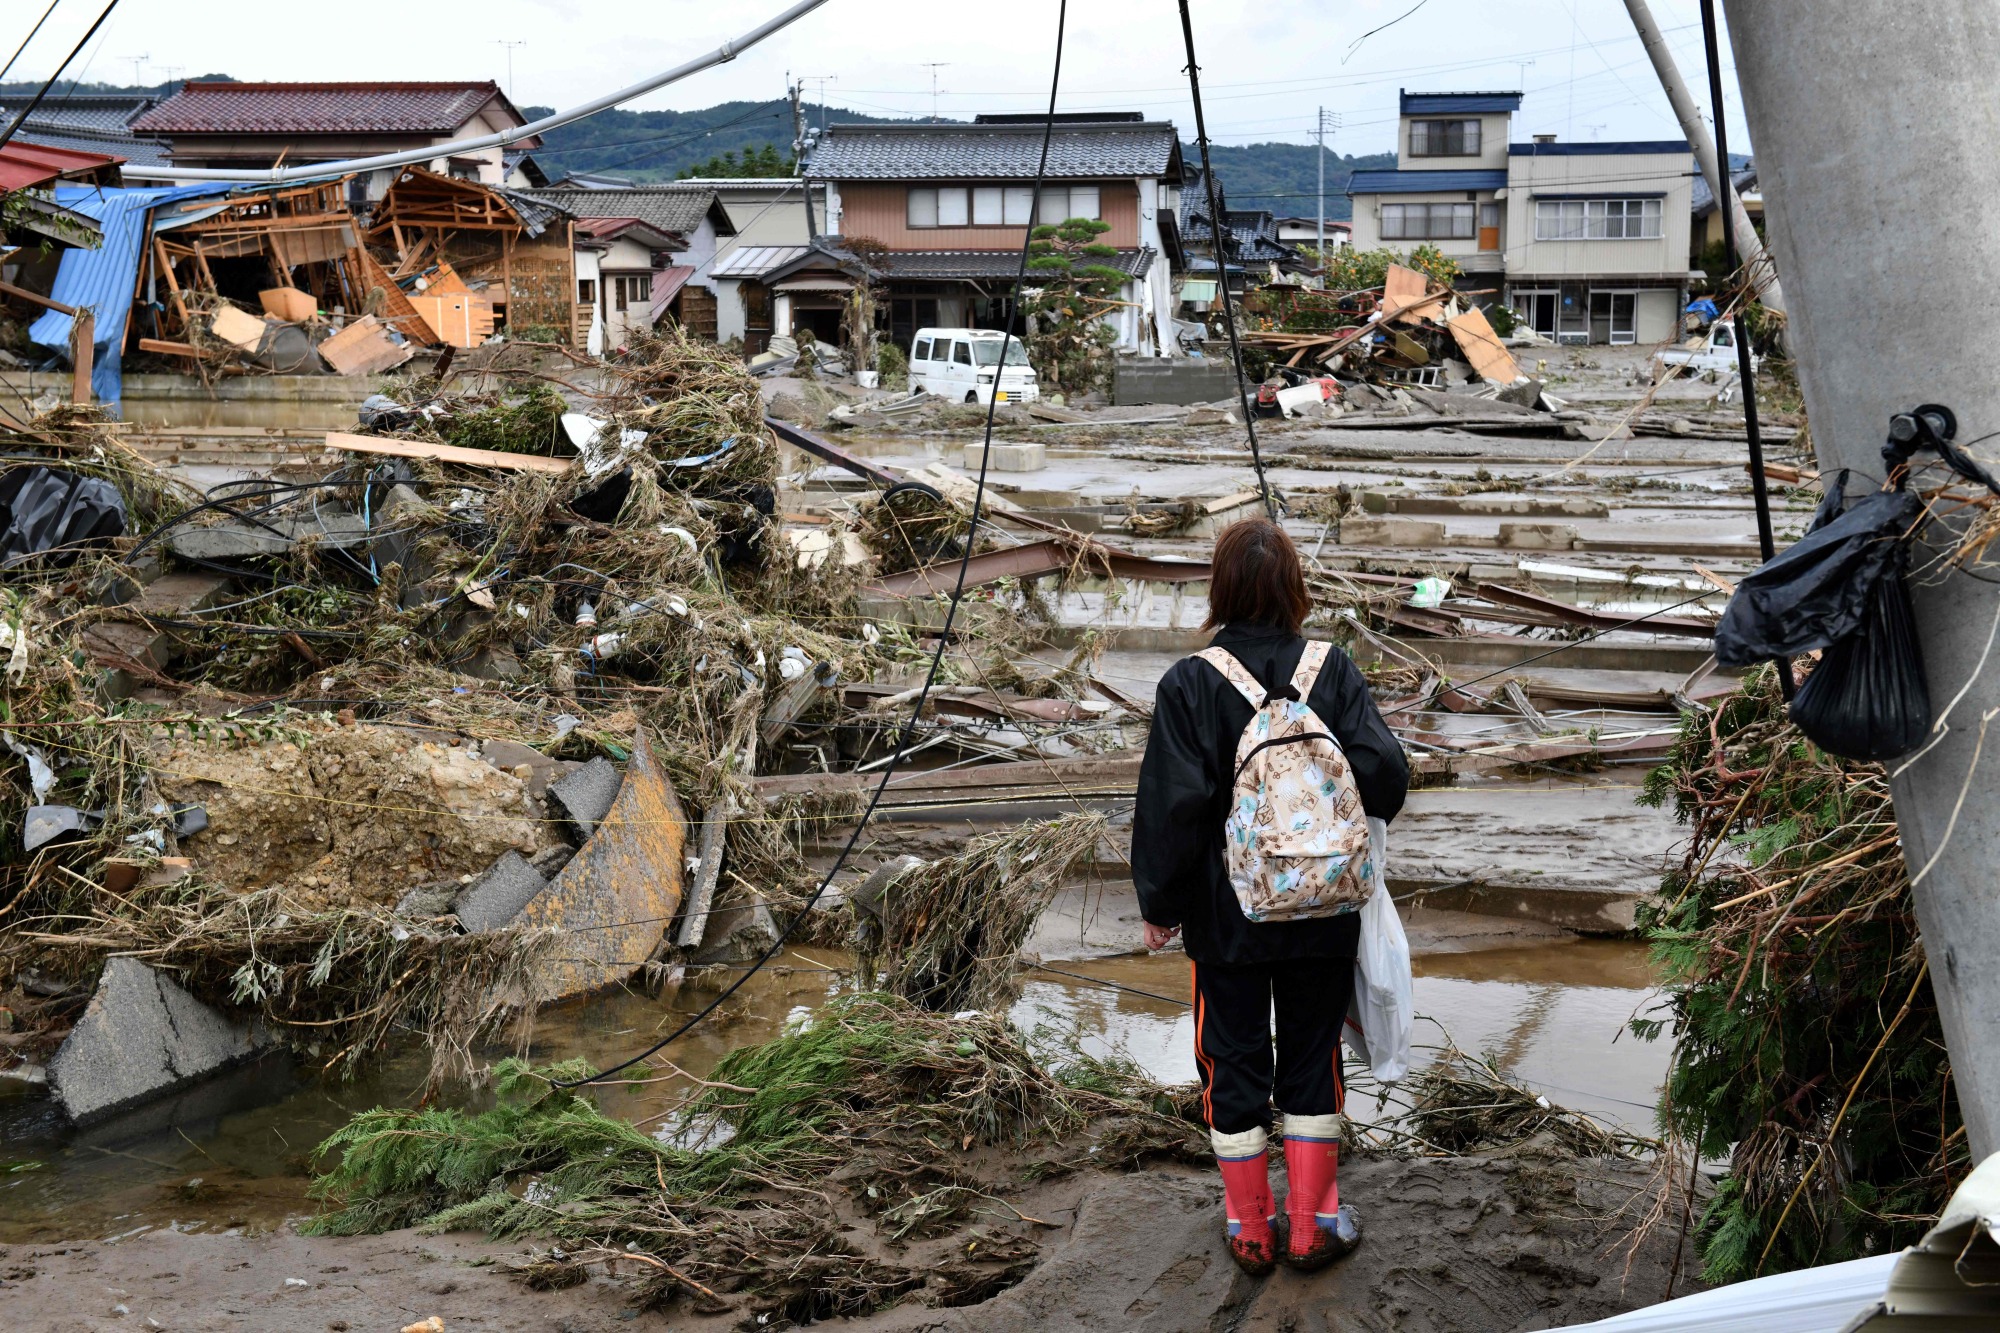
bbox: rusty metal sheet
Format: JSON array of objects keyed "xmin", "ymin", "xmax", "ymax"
[
  {"xmin": 866, "ymin": 537, "xmax": 1210, "ymax": 599},
  {"xmin": 514, "ymin": 728, "xmax": 687, "ymax": 1000},
  {"xmin": 766, "ymin": 416, "xmax": 903, "ymax": 487}
]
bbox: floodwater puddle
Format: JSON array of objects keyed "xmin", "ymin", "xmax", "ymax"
[{"xmin": 0, "ymin": 937, "xmax": 1665, "ymax": 1244}]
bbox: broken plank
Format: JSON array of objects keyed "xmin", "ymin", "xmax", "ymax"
[{"xmin": 324, "ymin": 430, "xmax": 573, "ymax": 474}]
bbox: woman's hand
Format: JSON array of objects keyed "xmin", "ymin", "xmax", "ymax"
[{"xmin": 1142, "ymin": 922, "xmax": 1181, "ymax": 951}]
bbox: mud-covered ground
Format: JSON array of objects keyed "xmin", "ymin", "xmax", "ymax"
[{"xmin": 4, "ymin": 1149, "xmax": 1695, "ymax": 1332}]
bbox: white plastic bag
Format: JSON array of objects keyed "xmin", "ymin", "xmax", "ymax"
[{"xmin": 1343, "ymin": 816, "xmax": 1414, "ymax": 1082}]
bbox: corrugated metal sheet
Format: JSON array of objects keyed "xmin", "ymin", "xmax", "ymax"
[
  {"xmin": 710, "ymin": 244, "xmax": 809, "ymax": 279},
  {"xmin": 29, "ymin": 183, "xmax": 232, "ymax": 412}
]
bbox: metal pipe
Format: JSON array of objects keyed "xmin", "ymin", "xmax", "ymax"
[
  {"xmin": 1722, "ymin": 0, "xmax": 2000, "ymax": 1158},
  {"xmin": 143, "ymin": 0, "xmax": 831, "ymax": 184}
]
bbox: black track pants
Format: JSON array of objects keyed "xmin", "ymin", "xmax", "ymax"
[{"xmin": 1190, "ymin": 956, "xmax": 1352, "ymax": 1135}]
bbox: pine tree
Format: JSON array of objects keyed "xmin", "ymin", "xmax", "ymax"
[{"xmin": 1022, "ymin": 217, "xmax": 1126, "ymax": 394}]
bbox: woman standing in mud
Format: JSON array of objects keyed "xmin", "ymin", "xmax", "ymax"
[{"xmin": 1132, "ymin": 517, "xmax": 1409, "ymax": 1275}]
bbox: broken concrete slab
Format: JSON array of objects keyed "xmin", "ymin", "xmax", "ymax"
[
  {"xmin": 514, "ymin": 730, "xmax": 688, "ymax": 999},
  {"xmin": 548, "ymin": 755, "xmax": 622, "ymax": 838},
  {"xmin": 962, "ymin": 440, "xmax": 1047, "ymax": 473},
  {"xmin": 1340, "ymin": 516, "xmax": 1448, "ymax": 547},
  {"xmin": 452, "ymin": 851, "xmax": 547, "ymax": 932},
  {"xmin": 1497, "ymin": 522, "xmax": 1582, "ymax": 551},
  {"xmin": 48, "ymin": 957, "xmax": 270, "ymax": 1124}
]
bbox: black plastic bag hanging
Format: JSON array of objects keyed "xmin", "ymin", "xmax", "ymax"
[
  {"xmin": 1713, "ymin": 474, "xmax": 1922, "ymax": 667},
  {"xmin": 1789, "ymin": 567, "xmax": 1931, "ymax": 761}
]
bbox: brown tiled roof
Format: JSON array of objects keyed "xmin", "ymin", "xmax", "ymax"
[{"xmin": 132, "ymin": 82, "xmax": 523, "ymax": 136}]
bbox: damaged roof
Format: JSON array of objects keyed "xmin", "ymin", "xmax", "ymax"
[
  {"xmin": 804, "ymin": 120, "xmax": 1182, "ymax": 181},
  {"xmin": 132, "ymin": 81, "xmax": 530, "ymax": 137},
  {"xmin": 524, "ymin": 185, "xmax": 734, "ymax": 239}
]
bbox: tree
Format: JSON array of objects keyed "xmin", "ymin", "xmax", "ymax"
[
  {"xmin": 1321, "ymin": 244, "xmax": 1461, "ymax": 293},
  {"xmin": 677, "ymin": 143, "xmax": 796, "ymax": 180},
  {"xmin": 1022, "ymin": 217, "xmax": 1127, "ymax": 395}
]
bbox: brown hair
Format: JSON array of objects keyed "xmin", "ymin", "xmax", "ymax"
[{"xmin": 1203, "ymin": 517, "xmax": 1311, "ymax": 635}]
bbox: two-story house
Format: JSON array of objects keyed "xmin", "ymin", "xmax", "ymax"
[
  {"xmin": 1348, "ymin": 90, "xmax": 1696, "ymax": 344},
  {"xmin": 789, "ymin": 113, "xmax": 1183, "ymax": 355},
  {"xmin": 131, "ymin": 82, "xmax": 541, "ymax": 203}
]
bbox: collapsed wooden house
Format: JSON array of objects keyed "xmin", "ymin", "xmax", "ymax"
[{"xmin": 135, "ymin": 167, "xmax": 580, "ymax": 354}]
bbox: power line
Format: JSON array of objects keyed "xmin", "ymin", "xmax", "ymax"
[
  {"xmin": 0, "ymin": 0, "xmax": 120, "ymax": 155},
  {"xmin": 0, "ymin": 1, "xmax": 63, "ymax": 86}
]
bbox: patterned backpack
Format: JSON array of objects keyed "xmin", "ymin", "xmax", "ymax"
[{"xmin": 1196, "ymin": 641, "xmax": 1374, "ymax": 922}]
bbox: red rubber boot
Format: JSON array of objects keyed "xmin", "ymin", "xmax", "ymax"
[
  {"xmin": 1282, "ymin": 1114, "xmax": 1361, "ymax": 1271},
  {"xmin": 1213, "ymin": 1127, "xmax": 1278, "ymax": 1275}
]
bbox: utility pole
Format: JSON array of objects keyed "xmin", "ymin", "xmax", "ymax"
[
  {"xmin": 1621, "ymin": 0, "xmax": 1784, "ymax": 316},
  {"xmin": 1315, "ymin": 108, "xmax": 1340, "ymax": 266},
  {"xmin": 921, "ymin": 63, "xmax": 949, "ymax": 122},
  {"xmin": 1720, "ymin": 0, "xmax": 2000, "ymax": 1158},
  {"xmin": 495, "ymin": 41, "xmax": 526, "ymax": 101},
  {"xmin": 790, "ymin": 76, "xmax": 817, "ymax": 240}
]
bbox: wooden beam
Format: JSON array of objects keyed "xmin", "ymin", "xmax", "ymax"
[
  {"xmin": 0, "ymin": 277, "xmax": 77, "ymax": 315},
  {"xmin": 70, "ymin": 308, "xmax": 94, "ymax": 404},
  {"xmin": 324, "ymin": 430, "xmax": 574, "ymax": 474}
]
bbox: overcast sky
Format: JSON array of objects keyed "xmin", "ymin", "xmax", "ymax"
[{"xmin": 6, "ymin": 0, "xmax": 1745, "ymax": 155}]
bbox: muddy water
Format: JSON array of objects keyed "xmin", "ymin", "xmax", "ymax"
[{"xmin": 0, "ymin": 938, "xmax": 1664, "ymax": 1245}]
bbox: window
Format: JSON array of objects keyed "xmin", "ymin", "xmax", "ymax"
[
  {"xmin": 937, "ymin": 187, "xmax": 969, "ymax": 226},
  {"xmin": 970, "ymin": 336, "xmax": 1030, "ymax": 367},
  {"xmin": 951, "ymin": 341, "xmax": 972, "ymax": 366},
  {"xmin": 1034, "ymin": 185, "xmax": 1102, "ymax": 222},
  {"xmin": 610, "ymin": 275, "xmax": 648, "ymax": 312},
  {"xmin": 1534, "ymin": 198, "xmax": 1664, "ymax": 240},
  {"xmin": 973, "ymin": 186, "xmax": 1003, "ymax": 225},
  {"xmin": 907, "ymin": 187, "xmax": 939, "ymax": 227},
  {"xmin": 1478, "ymin": 203, "xmax": 1500, "ymax": 229},
  {"xmin": 1003, "ymin": 186, "xmax": 1033, "ymax": 224},
  {"xmin": 577, "ymin": 278, "xmax": 596, "ymax": 304},
  {"xmin": 1409, "ymin": 118, "xmax": 1481, "ymax": 157},
  {"xmin": 1380, "ymin": 202, "xmax": 1475, "ymax": 240},
  {"xmin": 913, "ymin": 336, "xmax": 932, "ymax": 361}
]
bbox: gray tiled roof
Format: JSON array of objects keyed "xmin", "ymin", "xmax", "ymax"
[
  {"xmin": 524, "ymin": 185, "xmax": 722, "ymax": 237},
  {"xmin": 803, "ymin": 122, "xmax": 1179, "ymax": 181},
  {"xmin": 0, "ymin": 94, "xmax": 157, "ymax": 132},
  {"xmin": 10, "ymin": 122, "xmax": 170, "ymax": 168}
]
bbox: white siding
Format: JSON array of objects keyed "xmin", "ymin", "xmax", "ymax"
[{"xmin": 1503, "ymin": 151, "xmax": 1695, "ymax": 281}]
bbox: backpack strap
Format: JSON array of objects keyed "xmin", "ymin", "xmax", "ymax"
[
  {"xmin": 1195, "ymin": 647, "xmax": 1268, "ymax": 709},
  {"xmin": 1289, "ymin": 640, "xmax": 1334, "ymax": 702}
]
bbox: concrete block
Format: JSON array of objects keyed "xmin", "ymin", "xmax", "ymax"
[
  {"xmin": 452, "ymin": 850, "xmax": 548, "ymax": 932},
  {"xmin": 1112, "ymin": 358, "xmax": 1241, "ymax": 406},
  {"xmin": 549, "ymin": 755, "xmax": 622, "ymax": 837},
  {"xmin": 1339, "ymin": 517, "xmax": 1448, "ymax": 548},
  {"xmin": 961, "ymin": 440, "xmax": 1046, "ymax": 473},
  {"xmin": 48, "ymin": 957, "xmax": 268, "ymax": 1124},
  {"xmin": 1498, "ymin": 522, "xmax": 1581, "ymax": 551}
]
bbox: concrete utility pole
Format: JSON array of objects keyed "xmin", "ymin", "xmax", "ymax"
[
  {"xmin": 1315, "ymin": 108, "xmax": 1339, "ymax": 264},
  {"xmin": 790, "ymin": 77, "xmax": 818, "ymax": 241},
  {"xmin": 1622, "ymin": 0, "xmax": 1784, "ymax": 316},
  {"xmin": 1720, "ymin": 0, "xmax": 2000, "ymax": 1159}
]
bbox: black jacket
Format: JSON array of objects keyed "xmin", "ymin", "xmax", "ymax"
[{"xmin": 1132, "ymin": 623, "xmax": 1410, "ymax": 966}]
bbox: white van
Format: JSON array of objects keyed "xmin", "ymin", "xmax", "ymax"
[{"xmin": 909, "ymin": 328, "xmax": 1039, "ymax": 404}]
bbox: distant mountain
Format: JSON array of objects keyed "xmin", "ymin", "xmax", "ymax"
[{"xmin": 1, "ymin": 79, "xmax": 1395, "ymax": 223}]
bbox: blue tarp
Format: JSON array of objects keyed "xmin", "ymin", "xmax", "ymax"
[{"xmin": 28, "ymin": 183, "xmax": 232, "ymax": 413}]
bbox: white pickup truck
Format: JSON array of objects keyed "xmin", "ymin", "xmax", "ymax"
[{"xmin": 1654, "ymin": 319, "xmax": 1762, "ymax": 377}]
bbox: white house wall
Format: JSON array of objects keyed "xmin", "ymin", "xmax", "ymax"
[
  {"xmin": 1503, "ymin": 151, "xmax": 1695, "ymax": 280},
  {"xmin": 1348, "ymin": 189, "xmax": 1504, "ymax": 273}
]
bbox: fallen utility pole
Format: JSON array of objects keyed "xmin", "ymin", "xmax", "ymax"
[
  {"xmin": 1622, "ymin": 0, "xmax": 1785, "ymax": 317},
  {"xmin": 1721, "ymin": 0, "xmax": 2000, "ymax": 1158}
]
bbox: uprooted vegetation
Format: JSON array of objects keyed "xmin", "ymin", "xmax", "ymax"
[
  {"xmin": 1634, "ymin": 665, "xmax": 1965, "ymax": 1281},
  {"xmin": 304, "ymin": 993, "xmax": 1205, "ymax": 1321}
]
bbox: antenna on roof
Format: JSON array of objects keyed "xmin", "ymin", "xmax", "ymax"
[
  {"xmin": 121, "ymin": 54, "xmax": 149, "ymax": 86},
  {"xmin": 495, "ymin": 40, "xmax": 526, "ymax": 100},
  {"xmin": 921, "ymin": 63, "xmax": 949, "ymax": 122}
]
